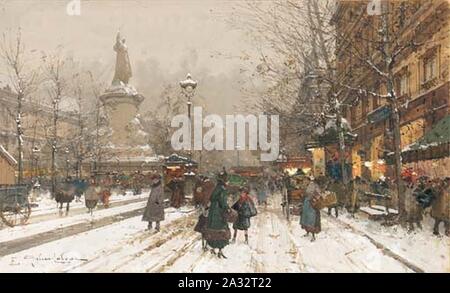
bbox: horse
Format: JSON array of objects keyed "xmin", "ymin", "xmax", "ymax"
[{"xmin": 54, "ymin": 181, "xmax": 75, "ymax": 215}]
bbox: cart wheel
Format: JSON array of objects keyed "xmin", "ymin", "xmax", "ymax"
[{"xmin": 0, "ymin": 201, "xmax": 31, "ymax": 227}]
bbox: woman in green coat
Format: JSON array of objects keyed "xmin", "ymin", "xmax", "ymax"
[{"xmin": 204, "ymin": 172, "xmax": 231, "ymax": 258}]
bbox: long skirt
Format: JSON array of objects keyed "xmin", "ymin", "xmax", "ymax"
[
  {"xmin": 204, "ymin": 228, "xmax": 231, "ymax": 249},
  {"xmin": 300, "ymin": 197, "xmax": 321, "ymax": 233},
  {"xmin": 194, "ymin": 214, "xmax": 208, "ymax": 234}
]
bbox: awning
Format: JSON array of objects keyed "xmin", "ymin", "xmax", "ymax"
[
  {"xmin": 407, "ymin": 115, "xmax": 450, "ymax": 151},
  {"xmin": 387, "ymin": 115, "xmax": 450, "ymax": 163},
  {"xmin": 164, "ymin": 153, "xmax": 198, "ymax": 166},
  {"xmin": 305, "ymin": 117, "xmax": 357, "ymax": 150}
]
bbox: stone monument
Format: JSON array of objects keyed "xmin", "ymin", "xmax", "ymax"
[{"xmin": 100, "ymin": 31, "xmax": 147, "ymax": 147}]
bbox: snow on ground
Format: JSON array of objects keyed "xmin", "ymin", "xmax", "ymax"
[
  {"xmin": 336, "ymin": 210, "xmax": 450, "ymax": 272},
  {"xmin": 29, "ymin": 189, "xmax": 149, "ymax": 217},
  {"xmin": 166, "ymin": 194, "xmax": 411, "ymax": 273},
  {"xmin": 287, "ymin": 215, "xmax": 411, "ymax": 272},
  {"xmin": 0, "ymin": 200, "xmax": 147, "ymax": 243},
  {"xmin": 0, "ymin": 207, "xmax": 194, "ymax": 273},
  {"xmin": 0, "ymin": 190, "xmax": 447, "ymax": 272}
]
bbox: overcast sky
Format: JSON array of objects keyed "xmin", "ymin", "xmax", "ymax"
[{"xmin": 0, "ymin": 0, "xmax": 260, "ymax": 114}]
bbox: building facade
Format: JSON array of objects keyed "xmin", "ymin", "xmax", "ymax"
[
  {"xmin": 0, "ymin": 145, "xmax": 17, "ymax": 185},
  {"xmin": 0, "ymin": 86, "xmax": 78, "ymax": 179},
  {"xmin": 332, "ymin": 0, "xmax": 450, "ymax": 180}
]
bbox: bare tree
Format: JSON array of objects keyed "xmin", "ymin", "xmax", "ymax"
[
  {"xmin": 328, "ymin": 1, "xmax": 431, "ymax": 221},
  {"xmin": 142, "ymin": 84, "xmax": 185, "ymax": 156},
  {"xmin": 233, "ymin": 0, "xmax": 437, "ymax": 222},
  {"xmin": 0, "ymin": 28, "xmax": 38, "ymax": 184},
  {"xmin": 42, "ymin": 52, "xmax": 67, "ymax": 196},
  {"xmin": 85, "ymin": 73, "xmax": 111, "ymax": 178},
  {"xmin": 65, "ymin": 71, "xmax": 102, "ymax": 179}
]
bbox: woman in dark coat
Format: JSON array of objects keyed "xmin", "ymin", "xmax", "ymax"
[
  {"xmin": 142, "ymin": 175, "xmax": 164, "ymax": 232},
  {"xmin": 204, "ymin": 172, "xmax": 230, "ymax": 258},
  {"xmin": 232, "ymin": 187, "xmax": 257, "ymax": 244},
  {"xmin": 169, "ymin": 178, "xmax": 185, "ymax": 209},
  {"xmin": 256, "ymin": 180, "xmax": 268, "ymax": 207},
  {"xmin": 194, "ymin": 203, "xmax": 210, "ymax": 250},
  {"xmin": 193, "ymin": 176, "xmax": 214, "ymax": 251},
  {"xmin": 431, "ymin": 178, "xmax": 450, "ymax": 236},
  {"xmin": 300, "ymin": 177, "xmax": 321, "ymax": 241}
]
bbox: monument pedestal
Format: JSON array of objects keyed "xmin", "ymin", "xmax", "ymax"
[
  {"xmin": 100, "ymin": 83, "xmax": 146, "ymax": 147},
  {"xmin": 92, "ymin": 31, "xmax": 159, "ymax": 175}
]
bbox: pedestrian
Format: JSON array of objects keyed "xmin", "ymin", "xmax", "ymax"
[
  {"xmin": 169, "ymin": 177, "xmax": 185, "ymax": 209},
  {"xmin": 85, "ymin": 177, "xmax": 101, "ymax": 215},
  {"xmin": 327, "ymin": 178, "xmax": 346, "ymax": 217},
  {"xmin": 300, "ymin": 176, "xmax": 321, "ymax": 241},
  {"xmin": 194, "ymin": 203, "xmax": 210, "ymax": 250},
  {"xmin": 204, "ymin": 171, "xmax": 231, "ymax": 258},
  {"xmin": 29, "ymin": 180, "xmax": 41, "ymax": 204},
  {"xmin": 231, "ymin": 187, "xmax": 257, "ymax": 244},
  {"xmin": 257, "ymin": 180, "xmax": 268, "ymax": 207},
  {"xmin": 349, "ymin": 176, "xmax": 369, "ymax": 215},
  {"xmin": 99, "ymin": 177, "xmax": 112, "ymax": 208},
  {"xmin": 142, "ymin": 174, "xmax": 165, "ymax": 232},
  {"xmin": 431, "ymin": 177, "xmax": 450, "ymax": 236},
  {"xmin": 402, "ymin": 174, "xmax": 424, "ymax": 232},
  {"xmin": 74, "ymin": 178, "xmax": 87, "ymax": 202},
  {"xmin": 132, "ymin": 171, "xmax": 143, "ymax": 195},
  {"xmin": 193, "ymin": 176, "xmax": 214, "ymax": 250}
]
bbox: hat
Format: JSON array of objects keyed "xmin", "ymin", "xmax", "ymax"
[
  {"xmin": 239, "ymin": 186, "xmax": 249, "ymax": 193},
  {"xmin": 217, "ymin": 171, "xmax": 228, "ymax": 182}
]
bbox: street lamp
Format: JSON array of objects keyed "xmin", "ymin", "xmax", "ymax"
[
  {"xmin": 236, "ymin": 143, "xmax": 241, "ymax": 167},
  {"xmin": 32, "ymin": 146, "xmax": 41, "ymax": 179},
  {"xmin": 65, "ymin": 147, "xmax": 70, "ymax": 179},
  {"xmin": 276, "ymin": 148, "xmax": 290, "ymax": 220},
  {"xmin": 179, "ymin": 73, "xmax": 198, "ymax": 159},
  {"xmin": 179, "ymin": 73, "xmax": 198, "ymax": 119}
]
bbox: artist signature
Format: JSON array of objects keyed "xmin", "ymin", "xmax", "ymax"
[{"xmin": 9, "ymin": 253, "xmax": 88, "ymax": 266}]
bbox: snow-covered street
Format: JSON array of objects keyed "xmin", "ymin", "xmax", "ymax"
[{"xmin": 0, "ymin": 192, "xmax": 447, "ymax": 273}]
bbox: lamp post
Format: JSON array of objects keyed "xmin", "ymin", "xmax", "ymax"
[
  {"xmin": 32, "ymin": 146, "xmax": 40, "ymax": 179},
  {"xmin": 236, "ymin": 143, "xmax": 241, "ymax": 167},
  {"xmin": 65, "ymin": 147, "xmax": 70, "ymax": 179},
  {"xmin": 276, "ymin": 148, "xmax": 289, "ymax": 220},
  {"xmin": 179, "ymin": 73, "xmax": 198, "ymax": 160}
]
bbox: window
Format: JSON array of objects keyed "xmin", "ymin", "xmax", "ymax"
[
  {"xmin": 395, "ymin": 67, "xmax": 409, "ymax": 97},
  {"xmin": 398, "ymin": 73, "xmax": 409, "ymax": 97},
  {"xmin": 367, "ymin": 97, "xmax": 374, "ymax": 113},
  {"xmin": 355, "ymin": 100, "xmax": 363, "ymax": 124},
  {"xmin": 421, "ymin": 47, "xmax": 439, "ymax": 89},
  {"xmin": 400, "ymin": 74, "xmax": 409, "ymax": 96},
  {"xmin": 423, "ymin": 55, "xmax": 437, "ymax": 82}
]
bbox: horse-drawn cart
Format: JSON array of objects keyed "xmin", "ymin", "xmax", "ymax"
[
  {"xmin": 0, "ymin": 184, "xmax": 31, "ymax": 227},
  {"xmin": 283, "ymin": 175, "xmax": 309, "ymax": 217}
]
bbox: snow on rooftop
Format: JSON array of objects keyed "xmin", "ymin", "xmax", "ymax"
[{"xmin": 0, "ymin": 145, "xmax": 17, "ymax": 165}]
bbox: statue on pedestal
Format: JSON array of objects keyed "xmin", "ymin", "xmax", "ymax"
[
  {"xmin": 112, "ymin": 31, "xmax": 132, "ymax": 86},
  {"xmin": 100, "ymin": 31, "xmax": 146, "ymax": 148}
]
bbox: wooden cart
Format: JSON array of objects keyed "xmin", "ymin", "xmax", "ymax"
[
  {"xmin": 0, "ymin": 184, "xmax": 31, "ymax": 227},
  {"xmin": 284, "ymin": 175, "xmax": 309, "ymax": 217}
]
